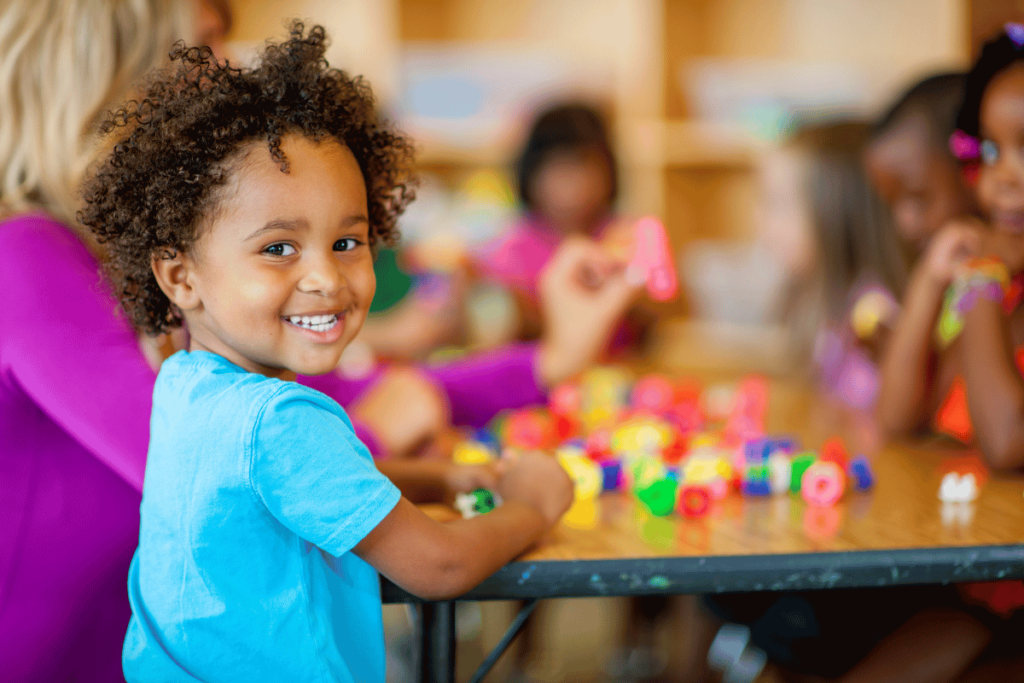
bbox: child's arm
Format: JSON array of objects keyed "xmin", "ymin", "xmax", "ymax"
[
  {"xmin": 957, "ymin": 296, "xmax": 1024, "ymax": 469},
  {"xmin": 955, "ymin": 230, "xmax": 1024, "ymax": 469},
  {"xmin": 878, "ymin": 224, "xmax": 979, "ymax": 436},
  {"xmin": 355, "ymin": 451, "xmax": 573, "ymax": 601},
  {"xmin": 375, "ymin": 459, "xmax": 499, "ymax": 505},
  {"xmin": 877, "ymin": 265, "xmax": 946, "ymax": 435}
]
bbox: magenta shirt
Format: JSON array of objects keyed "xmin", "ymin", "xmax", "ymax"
[
  {"xmin": 475, "ymin": 213, "xmax": 640, "ymax": 352},
  {"xmin": 475, "ymin": 215, "xmax": 565, "ymax": 299},
  {"xmin": 0, "ymin": 214, "xmax": 545, "ymax": 681}
]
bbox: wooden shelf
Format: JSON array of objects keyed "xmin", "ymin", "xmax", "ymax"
[
  {"xmin": 412, "ymin": 118, "xmax": 757, "ymax": 170},
  {"xmin": 413, "ymin": 139, "xmax": 512, "ymax": 168},
  {"xmin": 621, "ymin": 119, "xmax": 757, "ymax": 170}
]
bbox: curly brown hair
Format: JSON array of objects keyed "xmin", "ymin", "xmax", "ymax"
[{"xmin": 79, "ymin": 22, "xmax": 416, "ymax": 334}]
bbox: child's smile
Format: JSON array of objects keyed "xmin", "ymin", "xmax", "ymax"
[
  {"xmin": 161, "ymin": 134, "xmax": 375, "ymax": 380},
  {"xmin": 283, "ymin": 312, "xmax": 345, "ymax": 338}
]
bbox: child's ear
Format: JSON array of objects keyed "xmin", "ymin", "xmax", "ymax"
[{"xmin": 151, "ymin": 249, "xmax": 201, "ymax": 313}]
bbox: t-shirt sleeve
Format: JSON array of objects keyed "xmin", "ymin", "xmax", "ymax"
[
  {"xmin": 297, "ymin": 370, "xmax": 387, "ymax": 458},
  {"xmin": 248, "ymin": 385, "xmax": 401, "ymax": 556},
  {"xmin": 0, "ymin": 217, "xmax": 154, "ymax": 491}
]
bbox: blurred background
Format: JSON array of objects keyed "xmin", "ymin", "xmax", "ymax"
[
  {"xmin": 222, "ymin": 1, "xmax": 988, "ymax": 378},
  {"xmin": 218, "ymin": 2, "xmax": 1014, "ymax": 681},
  {"xmin": 228, "ymin": 0, "xmax": 965, "ymax": 323}
]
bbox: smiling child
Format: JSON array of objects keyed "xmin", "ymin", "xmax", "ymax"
[
  {"xmin": 80, "ymin": 24, "xmax": 575, "ymax": 682},
  {"xmin": 878, "ymin": 25, "xmax": 1024, "ymax": 468}
]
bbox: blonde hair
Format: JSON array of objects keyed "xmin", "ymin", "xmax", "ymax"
[
  {"xmin": 0, "ymin": 0, "xmax": 193, "ymax": 229},
  {"xmin": 781, "ymin": 120, "xmax": 909, "ymax": 367}
]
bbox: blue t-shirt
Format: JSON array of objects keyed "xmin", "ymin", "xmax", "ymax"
[{"xmin": 123, "ymin": 350, "xmax": 401, "ymax": 682}]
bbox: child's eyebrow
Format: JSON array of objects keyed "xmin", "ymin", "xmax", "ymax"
[
  {"xmin": 246, "ymin": 218, "xmax": 307, "ymax": 241},
  {"xmin": 342, "ymin": 214, "xmax": 370, "ymax": 229},
  {"xmin": 245, "ymin": 215, "xmax": 369, "ymax": 241}
]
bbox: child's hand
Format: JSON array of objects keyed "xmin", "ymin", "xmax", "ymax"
[
  {"xmin": 443, "ymin": 462, "xmax": 503, "ymax": 497},
  {"xmin": 496, "ymin": 450, "xmax": 574, "ymax": 527},
  {"xmin": 535, "ymin": 236, "xmax": 643, "ymax": 387},
  {"xmin": 923, "ymin": 220, "xmax": 983, "ymax": 286},
  {"xmin": 350, "ymin": 366, "xmax": 450, "ymax": 458}
]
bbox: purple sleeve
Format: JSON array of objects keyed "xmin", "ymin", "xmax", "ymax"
[
  {"xmin": 300, "ymin": 343, "xmax": 546, "ymax": 444},
  {"xmin": 0, "ymin": 216, "xmax": 154, "ymax": 491},
  {"xmin": 424, "ymin": 343, "xmax": 547, "ymax": 427}
]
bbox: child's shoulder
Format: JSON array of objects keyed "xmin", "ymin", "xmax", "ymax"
[
  {"xmin": 152, "ymin": 351, "xmax": 364, "ymax": 463},
  {"xmin": 156, "ymin": 351, "xmax": 343, "ymax": 426}
]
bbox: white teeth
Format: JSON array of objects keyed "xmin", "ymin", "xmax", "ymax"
[{"xmin": 286, "ymin": 314, "xmax": 339, "ymax": 331}]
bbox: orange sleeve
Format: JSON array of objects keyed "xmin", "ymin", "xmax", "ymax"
[{"xmin": 934, "ymin": 346, "xmax": 1024, "ymax": 443}]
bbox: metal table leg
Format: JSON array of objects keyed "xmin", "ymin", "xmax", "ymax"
[
  {"xmin": 418, "ymin": 601, "xmax": 456, "ymax": 683},
  {"xmin": 467, "ymin": 599, "xmax": 538, "ymax": 683}
]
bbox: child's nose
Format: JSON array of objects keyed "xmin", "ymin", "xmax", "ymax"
[{"xmin": 297, "ymin": 251, "xmax": 345, "ymax": 296}]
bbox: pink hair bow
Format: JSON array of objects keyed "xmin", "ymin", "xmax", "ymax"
[{"xmin": 949, "ymin": 129, "xmax": 980, "ymax": 161}]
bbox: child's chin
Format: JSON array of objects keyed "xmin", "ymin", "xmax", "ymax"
[{"xmin": 289, "ymin": 354, "xmax": 345, "ymax": 377}]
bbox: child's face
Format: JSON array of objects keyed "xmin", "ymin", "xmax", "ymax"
[
  {"xmin": 865, "ymin": 115, "xmax": 974, "ymax": 253},
  {"xmin": 162, "ymin": 135, "xmax": 375, "ymax": 380},
  {"xmin": 530, "ymin": 147, "xmax": 612, "ymax": 233},
  {"xmin": 755, "ymin": 148, "xmax": 816, "ymax": 281},
  {"xmin": 977, "ymin": 65, "xmax": 1024, "ymax": 235}
]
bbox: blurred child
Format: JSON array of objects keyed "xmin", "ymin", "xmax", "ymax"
[
  {"xmin": 879, "ymin": 25, "xmax": 1024, "ymax": 470},
  {"xmin": 80, "ymin": 26, "xmax": 577, "ymax": 681},
  {"xmin": 475, "ymin": 102, "xmax": 652, "ymax": 348},
  {"xmin": 479, "ymin": 103, "xmax": 618, "ymax": 293},
  {"xmin": 873, "ymin": 25, "xmax": 1024, "ymax": 677},
  {"xmin": 700, "ymin": 121, "xmax": 1013, "ymax": 683},
  {"xmin": 865, "ymin": 73, "xmax": 978, "ymax": 255},
  {"xmin": 867, "ymin": 74, "xmax": 978, "ymax": 441},
  {"xmin": 760, "ymin": 120, "xmax": 907, "ymax": 411}
]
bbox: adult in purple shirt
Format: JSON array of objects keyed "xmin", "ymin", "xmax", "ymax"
[{"xmin": 0, "ymin": 2, "xmax": 638, "ymax": 680}]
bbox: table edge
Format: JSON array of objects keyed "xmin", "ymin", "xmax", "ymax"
[{"xmin": 382, "ymin": 544, "xmax": 1024, "ymax": 603}]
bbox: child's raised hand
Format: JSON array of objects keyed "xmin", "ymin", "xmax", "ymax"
[
  {"xmin": 535, "ymin": 235, "xmax": 643, "ymax": 387},
  {"xmin": 923, "ymin": 220, "xmax": 983, "ymax": 286},
  {"xmin": 497, "ymin": 450, "xmax": 574, "ymax": 527}
]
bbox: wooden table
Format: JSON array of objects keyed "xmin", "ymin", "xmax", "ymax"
[{"xmin": 384, "ymin": 323, "xmax": 1024, "ymax": 683}]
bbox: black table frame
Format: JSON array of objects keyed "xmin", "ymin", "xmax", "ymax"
[{"xmin": 383, "ymin": 544, "xmax": 1024, "ymax": 683}]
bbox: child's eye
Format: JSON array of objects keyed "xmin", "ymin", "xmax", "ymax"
[
  {"xmin": 264, "ymin": 243, "xmax": 297, "ymax": 257},
  {"xmin": 334, "ymin": 238, "xmax": 362, "ymax": 252},
  {"xmin": 981, "ymin": 139, "xmax": 1000, "ymax": 166}
]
